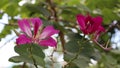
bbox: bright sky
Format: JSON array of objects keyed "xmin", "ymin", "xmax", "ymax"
[{"xmin": 111, "ymin": 28, "xmax": 120, "ymax": 49}]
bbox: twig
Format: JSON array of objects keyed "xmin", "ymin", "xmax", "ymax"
[
  {"xmin": 93, "ymin": 40, "xmax": 112, "ymax": 51},
  {"xmin": 46, "ymin": 0, "xmax": 58, "ymax": 21},
  {"xmin": 105, "ymin": 39, "xmax": 110, "ymax": 48},
  {"xmin": 59, "ymin": 31, "xmax": 65, "ymax": 52},
  {"xmin": 21, "ymin": 62, "xmax": 26, "ymax": 68},
  {"xmin": 50, "ymin": 49, "xmax": 56, "ymax": 68},
  {"xmin": 46, "ymin": 0, "xmax": 65, "ymax": 53}
]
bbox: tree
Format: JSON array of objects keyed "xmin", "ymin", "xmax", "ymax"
[{"xmin": 0, "ymin": 0, "xmax": 120, "ymax": 68}]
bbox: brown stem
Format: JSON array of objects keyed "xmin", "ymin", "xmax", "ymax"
[
  {"xmin": 50, "ymin": 49, "xmax": 56, "ymax": 68},
  {"xmin": 59, "ymin": 31, "xmax": 65, "ymax": 52},
  {"xmin": 46, "ymin": 0, "xmax": 58, "ymax": 21},
  {"xmin": 93, "ymin": 40, "xmax": 112, "ymax": 51},
  {"xmin": 46, "ymin": 0, "xmax": 65, "ymax": 52},
  {"xmin": 21, "ymin": 62, "xmax": 26, "ymax": 68}
]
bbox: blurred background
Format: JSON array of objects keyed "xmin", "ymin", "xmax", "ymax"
[{"xmin": 0, "ymin": 0, "xmax": 120, "ymax": 68}]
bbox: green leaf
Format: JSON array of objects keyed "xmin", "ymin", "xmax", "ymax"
[
  {"xmin": 65, "ymin": 38, "xmax": 94, "ymax": 57},
  {"xmin": 15, "ymin": 44, "xmax": 45, "ymax": 58},
  {"xmin": 97, "ymin": 53, "xmax": 118, "ymax": 68},
  {"xmin": 65, "ymin": 39, "xmax": 79, "ymax": 53},
  {"xmin": 9, "ymin": 56, "xmax": 33, "ymax": 63},
  {"xmin": 102, "ymin": 8, "xmax": 119, "ymax": 24},
  {"xmin": 86, "ymin": 0, "xmax": 120, "ymax": 24},
  {"xmin": 86, "ymin": 0, "xmax": 119, "ymax": 9},
  {"xmin": 80, "ymin": 41, "xmax": 94, "ymax": 57},
  {"xmin": 62, "ymin": 0, "xmax": 81, "ymax": 6},
  {"xmin": 65, "ymin": 63, "xmax": 79, "ymax": 68},
  {"xmin": 0, "ymin": 0, "xmax": 19, "ymax": 17},
  {"xmin": 11, "ymin": 65, "xmax": 29, "ymax": 68},
  {"xmin": 12, "ymin": 64, "xmax": 28, "ymax": 68},
  {"xmin": 64, "ymin": 52, "xmax": 90, "ymax": 68},
  {"xmin": 33, "ymin": 55, "xmax": 46, "ymax": 66},
  {"xmin": 64, "ymin": 38, "xmax": 94, "ymax": 68},
  {"xmin": 111, "ymin": 50, "xmax": 120, "ymax": 55},
  {"xmin": 30, "ymin": 44, "xmax": 45, "ymax": 58},
  {"xmin": 73, "ymin": 55, "xmax": 90, "ymax": 68},
  {"xmin": 0, "ymin": 0, "xmax": 9, "ymax": 9},
  {"xmin": 5, "ymin": 3, "xmax": 19, "ymax": 16},
  {"xmin": 0, "ymin": 13, "xmax": 3, "ymax": 19},
  {"xmin": 67, "ymin": 32, "xmax": 82, "ymax": 40},
  {"xmin": 9, "ymin": 55, "xmax": 45, "ymax": 67},
  {"xmin": 14, "ymin": 45, "xmax": 29, "ymax": 56},
  {"xmin": 60, "ymin": 6, "xmax": 79, "ymax": 22},
  {"xmin": 9, "ymin": 44, "xmax": 45, "ymax": 67},
  {"xmin": 22, "ymin": 4, "xmax": 51, "ymax": 17}
]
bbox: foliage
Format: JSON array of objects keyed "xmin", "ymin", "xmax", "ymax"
[{"xmin": 0, "ymin": 0, "xmax": 120, "ymax": 68}]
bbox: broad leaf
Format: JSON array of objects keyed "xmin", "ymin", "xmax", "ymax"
[{"xmin": 9, "ymin": 44, "xmax": 45, "ymax": 67}]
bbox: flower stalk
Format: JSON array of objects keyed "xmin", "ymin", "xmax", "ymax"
[{"xmin": 93, "ymin": 40, "xmax": 112, "ymax": 51}]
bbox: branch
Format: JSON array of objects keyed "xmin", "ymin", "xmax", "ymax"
[
  {"xmin": 46, "ymin": 0, "xmax": 65, "ymax": 52},
  {"xmin": 59, "ymin": 31, "xmax": 65, "ymax": 52},
  {"xmin": 46, "ymin": 0, "xmax": 58, "ymax": 21},
  {"xmin": 93, "ymin": 40, "xmax": 112, "ymax": 51}
]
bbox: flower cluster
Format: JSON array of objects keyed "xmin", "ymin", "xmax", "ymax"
[
  {"xmin": 76, "ymin": 14, "xmax": 105, "ymax": 40},
  {"xmin": 16, "ymin": 18, "xmax": 59, "ymax": 47},
  {"xmin": 16, "ymin": 14, "xmax": 110, "ymax": 50}
]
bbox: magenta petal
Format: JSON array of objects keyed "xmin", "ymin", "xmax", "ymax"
[
  {"xmin": 30, "ymin": 18, "xmax": 42, "ymax": 37},
  {"xmin": 85, "ymin": 14, "xmax": 92, "ymax": 24},
  {"xmin": 16, "ymin": 34, "xmax": 32, "ymax": 45},
  {"xmin": 94, "ymin": 26, "xmax": 105, "ymax": 40},
  {"xmin": 39, "ymin": 26, "xmax": 59, "ymax": 39},
  {"xmin": 92, "ymin": 16, "xmax": 103, "ymax": 32},
  {"xmin": 30, "ymin": 18, "xmax": 42, "ymax": 25},
  {"xmin": 76, "ymin": 14, "xmax": 86, "ymax": 31},
  {"xmin": 98, "ymin": 26, "xmax": 105, "ymax": 33},
  {"xmin": 39, "ymin": 37, "xmax": 57, "ymax": 47},
  {"xmin": 18, "ymin": 19, "xmax": 32, "ymax": 37},
  {"xmin": 93, "ymin": 16, "xmax": 103, "ymax": 25}
]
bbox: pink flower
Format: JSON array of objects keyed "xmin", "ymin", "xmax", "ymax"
[
  {"xmin": 94, "ymin": 26, "xmax": 105, "ymax": 40},
  {"xmin": 16, "ymin": 18, "xmax": 59, "ymax": 47},
  {"xmin": 76, "ymin": 14, "xmax": 105, "ymax": 39}
]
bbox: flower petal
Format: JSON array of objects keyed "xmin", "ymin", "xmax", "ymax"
[
  {"xmin": 97, "ymin": 26, "xmax": 105, "ymax": 33},
  {"xmin": 92, "ymin": 16, "xmax": 103, "ymax": 32},
  {"xmin": 18, "ymin": 19, "xmax": 32, "ymax": 37},
  {"xmin": 39, "ymin": 26, "xmax": 59, "ymax": 39},
  {"xmin": 39, "ymin": 37, "xmax": 57, "ymax": 47},
  {"xmin": 16, "ymin": 34, "xmax": 32, "ymax": 45},
  {"xmin": 76, "ymin": 14, "xmax": 86, "ymax": 31},
  {"xmin": 93, "ymin": 16, "xmax": 103, "ymax": 25},
  {"xmin": 94, "ymin": 26, "xmax": 105, "ymax": 40},
  {"xmin": 30, "ymin": 18, "xmax": 42, "ymax": 37},
  {"xmin": 85, "ymin": 14, "xmax": 92, "ymax": 24}
]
